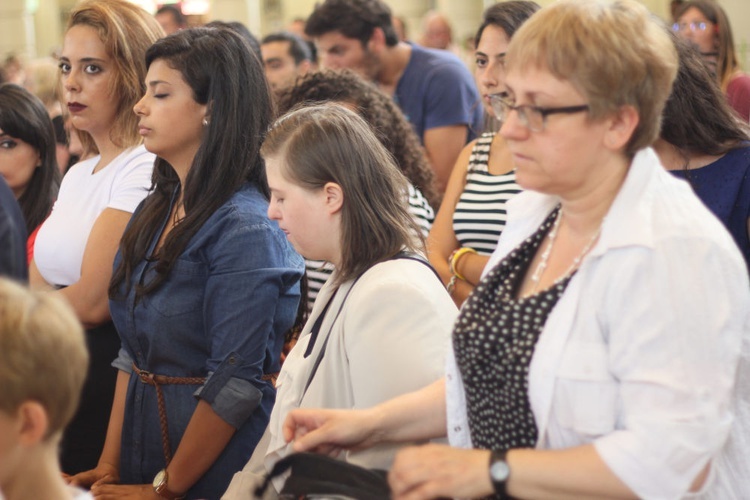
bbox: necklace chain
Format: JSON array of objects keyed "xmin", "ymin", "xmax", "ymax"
[{"xmin": 529, "ymin": 208, "xmax": 602, "ymax": 295}]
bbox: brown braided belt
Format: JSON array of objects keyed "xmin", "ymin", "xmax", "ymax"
[{"xmin": 132, "ymin": 363, "xmax": 279, "ymax": 465}]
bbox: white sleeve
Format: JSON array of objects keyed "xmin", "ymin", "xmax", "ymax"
[
  {"xmin": 592, "ymin": 236, "xmax": 749, "ymax": 499},
  {"xmin": 107, "ymin": 148, "xmax": 154, "ymax": 213}
]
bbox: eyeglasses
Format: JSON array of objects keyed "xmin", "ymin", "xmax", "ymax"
[
  {"xmin": 489, "ymin": 94, "xmax": 590, "ymax": 132},
  {"xmin": 672, "ymin": 21, "xmax": 709, "ymax": 32}
]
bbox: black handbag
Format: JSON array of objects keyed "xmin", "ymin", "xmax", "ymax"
[{"xmin": 254, "ymin": 452, "xmax": 390, "ymax": 499}]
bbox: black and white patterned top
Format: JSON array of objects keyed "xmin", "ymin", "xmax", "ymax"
[
  {"xmin": 453, "ymin": 206, "xmax": 572, "ymax": 452},
  {"xmin": 452, "ymin": 132, "xmax": 522, "ymax": 256}
]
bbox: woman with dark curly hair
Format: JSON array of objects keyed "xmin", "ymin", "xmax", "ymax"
[{"xmin": 276, "ymin": 69, "xmax": 438, "ymax": 310}]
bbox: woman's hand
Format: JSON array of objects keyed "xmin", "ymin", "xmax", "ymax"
[
  {"xmin": 388, "ymin": 444, "xmax": 493, "ymax": 500},
  {"xmin": 90, "ymin": 483, "xmax": 161, "ymax": 499},
  {"xmin": 283, "ymin": 408, "xmax": 381, "ymax": 455},
  {"xmin": 66, "ymin": 462, "xmax": 119, "ymax": 489}
]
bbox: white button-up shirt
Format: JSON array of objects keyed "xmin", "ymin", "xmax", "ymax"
[{"xmin": 446, "ymin": 148, "xmax": 750, "ymax": 499}]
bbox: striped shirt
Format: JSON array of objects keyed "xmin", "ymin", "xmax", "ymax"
[
  {"xmin": 304, "ymin": 182, "xmax": 434, "ymax": 312},
  {"xmin": 452, "ymin": 132, "xmax": 521, "ymax": 256}
]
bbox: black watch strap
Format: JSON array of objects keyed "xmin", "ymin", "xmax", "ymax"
[{"xmin": 489, "ymin": 449, "xmax": 511, "ymax": 498}]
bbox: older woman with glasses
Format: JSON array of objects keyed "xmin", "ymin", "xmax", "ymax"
[
  {"xmin": 673, "ymin": 0, "xmax": 750, "ymax": 121},
  {"xmin": 280, "ymin": 1, "xmax": 750, "ymax": 498}
]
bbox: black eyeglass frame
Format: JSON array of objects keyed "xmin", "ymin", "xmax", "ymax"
[{"xmin": 489, "ymin": 94, "xmax": 590, "ymax": 132}]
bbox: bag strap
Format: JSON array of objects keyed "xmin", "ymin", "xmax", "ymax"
[
  {"xmin": 302, "ymin": 276, "xmax": 362, "ymax": 394},
  {"xmin": 301, "ymin": 251, "xmax": 439, "ymax": 396}
]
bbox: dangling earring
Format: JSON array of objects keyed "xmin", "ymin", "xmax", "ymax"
[{"xmin": 202, "ymin": 117, "xmax": 209, "ymax": 126}]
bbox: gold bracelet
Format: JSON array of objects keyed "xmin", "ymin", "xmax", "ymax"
[{"xmin": 450, "ymin": 247, "xmax": 477, "ymax": 282}]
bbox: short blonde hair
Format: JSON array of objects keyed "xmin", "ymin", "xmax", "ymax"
[
  {"xmin": 66, "ymin": 0, "xmax": 164, "ymax": 156},
  {"xmin": 506, "ymin": 0, "xmax": 678, "ymax": 156},
  {"xmin": 0, "ymin": 279, "xmax": 88, "ymax": 439}
]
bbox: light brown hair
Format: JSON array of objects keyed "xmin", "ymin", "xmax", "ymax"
[
  {"xmin": 66, "ymin": 0, "xmax": 163, "ymax": 156},
  {"xmin": 261, "ymin": 104, "xmax": 422, "ymax": 285},
  {"xmin": 506, "ymin": 0, "xmax": 678, "ymax": 156},
  {"xmin": 0, "ymin": 279, "xmax": 88, "ymax": 439}
]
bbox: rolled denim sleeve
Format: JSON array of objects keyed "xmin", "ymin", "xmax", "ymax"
[
  {"xmin": 195, "ymin": 214, "xmax": 302, "ymax": 428},
  {"xmin": 112, "ymin": 346, "xmax": 134, "ymax": 373},
  {"xmin": 194, "ymin": 368, "xmax": 262, "ymax": 429}
]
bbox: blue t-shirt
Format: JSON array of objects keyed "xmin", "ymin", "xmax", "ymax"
[
  {"xmin": 0, "ymin": 176, "xmax": 27, "ymax": 281},
  {"xmin": 110, "ymin": 182, "xmax": 304, "ymax": 498},
  {"xmin": 671, "ymin": 145, "xmax": 750, "ymax": 272},
  {"xmin": 395, "ymin": 43, "xmax": 482, "ymax": 143}
]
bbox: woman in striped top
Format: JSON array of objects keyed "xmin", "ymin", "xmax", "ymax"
[
  {"xmin": 276, "ymin": 70, "xmax": 439, "ymax": 311},
  {"xmin": 427, "ymin": 1, "xmax": 539, "ymax": 306}
]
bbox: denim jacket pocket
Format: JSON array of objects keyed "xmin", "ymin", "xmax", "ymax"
[
  {"xmin": 554, "ymin": 340, "xmax": 618, "ymax": 437},
  {"xmin": 146, "ymin": 259, "xmax": 207, "ymax": 316}
]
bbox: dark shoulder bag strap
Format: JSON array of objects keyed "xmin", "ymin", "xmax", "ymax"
[{"xmin": 302, "ymin": 274, "xmax": 364, "ymax": 394}]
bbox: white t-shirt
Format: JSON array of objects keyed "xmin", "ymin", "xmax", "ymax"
[{"xmin": 34, "ymin": 145, "xmax": 154, "ymax": 286}]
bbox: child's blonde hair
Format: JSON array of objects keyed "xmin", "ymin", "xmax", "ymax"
[{"xmin": 0, "ymin": 279, "xmax": 88, "ymax": 439}]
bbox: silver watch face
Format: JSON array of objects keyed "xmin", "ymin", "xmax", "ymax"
[
  {"xmin": 153, "ymin": 469, "xmax": 167, "ymax": 488},
  {"xmin": 490, "ymin": 460, "xmax": 510, "ymax": 482}
]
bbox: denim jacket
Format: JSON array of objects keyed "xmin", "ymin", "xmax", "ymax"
[{"xmin": 110, "ymin": 182, "xmax": 303, "ymax": 499}]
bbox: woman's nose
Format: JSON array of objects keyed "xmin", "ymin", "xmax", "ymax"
[
  {"xmin": 62, "ymin": 70, "xmax": 80, "ymax": 93},
  {"xmin": 133, "ymin": 95, "xmax": 147, "ymax": 116}
]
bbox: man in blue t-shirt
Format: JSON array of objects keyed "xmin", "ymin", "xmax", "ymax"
[
  {"xmin": 305, "ymin": 0, "xmax": 482, "ymax": 194},
  {"xmin": 0, "ymin": 176, "xmax": 27, "ymax": 281}
]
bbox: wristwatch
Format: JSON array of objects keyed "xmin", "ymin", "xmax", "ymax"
[
  {"xmin": 152, "ymin": 469, "xmax": 185, "ymax": 500},
  {"xmin": 488, "ymin": 449, "xmax": 511, "ymax": 498}
]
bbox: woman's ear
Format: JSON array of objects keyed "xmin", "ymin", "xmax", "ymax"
[
  {"xmin": 603, "ymin": 104, "xmax": 639, "ymax": 151},
  {"xmin": 323, "ymin": 182, "xmax": 344, "ymax": 215},
  {"xmin": 17, "ymin": 401, "xmax": 49, "ymax": 446}
]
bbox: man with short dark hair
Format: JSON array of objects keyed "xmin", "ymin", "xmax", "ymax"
[
  {"xmin": 261, "ymin": 32, "xmax": 314, "ymax": 95},
  {"xmin": 155, "ymin": 4, "xmax": 187, "ymax": 35},
  {"xmin": 305, "ymin": 0, "xmax": 482, "ymax": 193}
]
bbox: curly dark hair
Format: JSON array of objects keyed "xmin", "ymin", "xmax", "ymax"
[{"xmin": 276, "ymin": 69, "xmax": 440, "ymax": 208}]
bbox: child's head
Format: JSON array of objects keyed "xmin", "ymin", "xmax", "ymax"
[{"xmin": 0, "ymin": 278, "xmax": 87, "ymax": 441}]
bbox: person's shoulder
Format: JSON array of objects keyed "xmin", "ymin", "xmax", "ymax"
[
  {"xmin": 728, "ymin": 71, "xmax": 750, "ymax": 88},
  {"xmin": 210, "ymin": 184, "xmax": 280, "ymax": 236},
  {"xmin": 357, "ymin": 257, "xmax": 441, "ymax": 292},
  {"xmin": 116, "ymin": 145, "xmax": 156, "ymax": 169},
  {"xmin": 64, "ymin": 154, "xmax": 99, "ymax": 178},
  {"xmin": 223, "ymin": 183, "xmax": 270, "ymax": 218},
  {"xmin": 411, "ymin": 43, "xmax": 464, "ymax": 66}
]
